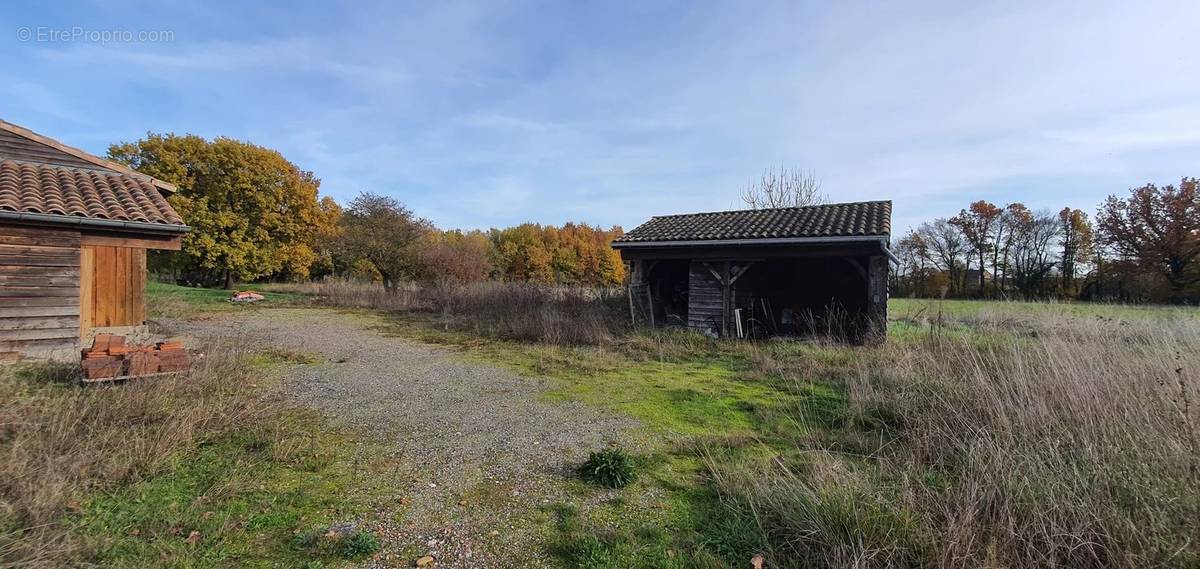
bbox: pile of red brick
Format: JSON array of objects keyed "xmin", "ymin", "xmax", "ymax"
[{"xmin": 81, "ymin": 334, "xmax": 191, "ymax": 381}]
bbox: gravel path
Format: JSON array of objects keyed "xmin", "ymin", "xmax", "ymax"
[{"xmin": 171, "ymin": 308, "xmax": 643, "ymax": 568}]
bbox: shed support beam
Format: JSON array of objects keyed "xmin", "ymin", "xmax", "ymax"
[{"xmin": 866, "ymin": 255, "xmax": 888, "ymax": 343}]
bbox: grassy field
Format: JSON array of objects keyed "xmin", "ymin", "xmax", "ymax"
[
  {"xmin": 309, "ymin": 282, "xmax": 1200, "ymax": 569},
  {"xmin": 6, "ymin": 282, "xmax": 1196, "ymax": 568},
  {"xmin": 0, "ymin": 295, "xmax": 394, "ymax": 568},
  {"xmin": 145, "ymin": 281, "xmax": 306, "ymax": 319}
]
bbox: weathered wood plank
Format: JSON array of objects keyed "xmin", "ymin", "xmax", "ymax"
[
  {"xmin": 0, "ymin": 305, "xmax": 79, "ymax": 318},
  {"xmin": 0, "ymin": 274, "xmax": 80, "ymax": 286},
  {"xmin": 0, "ymin": 286, "xmax": 80, "ymax": 297},
  {"xmin": 0, "ymin": 234, "xmax": 82, "ymax": 248},
  {"xmin": 0, "ymin": 327, "xmax": 78, "ymax": 341},
  {"xmin": 0, "ymin": 224, "xmax": 81, "ymax": 240},
  {"xmin": 0, "ymin": 296, "xmax": 80, "ymax": 307},
  {"xmin": 132, "ymin": 248, "xmax": 146, "ymax": 324},
  {"xmin": 0, "ymin": 316, "xmax": 79, "ymax": 330},
  {"xmin": 0, "ymin": 244, "xmax": 80, "ymax": 257},
  {"xmin": 82, "ymin": 233, "xmax": 183, "ymax": 251},
  {"xmin": 0, "ymin": 255, "xmax": 80, "ymax": 267},
  {"xmin": 80, "ymin": 245, "xmax": 94, "ymax": 337},
  {"xmin": 0, "ymin": 265, "xmax": 80, "ymax": 277},
  {"xmin": 0, "ymin": 337, "xmax": 78, "ymax": 352}
]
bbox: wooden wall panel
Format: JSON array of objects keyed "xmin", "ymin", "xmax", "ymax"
[
  {"xmin": 79, "ymin": 244, "xmax": 147, "ymax": 337},
  {"xmin": 0, "ymin": 224, "xmax": 81, "ymax": 359},
  {"xmin": 687, "ymin": 261, "xmax": 724, "ymax": 335}
]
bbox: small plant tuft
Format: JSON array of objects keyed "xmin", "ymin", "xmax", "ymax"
[
  {"xmin": 338, "ymin": 530, "xmax": 380, "ymax": 558},
  {"xmin": 579, "ymin": 448, "xmax": 636, "ymax": 488},
  {"xmin": 291, "ymin": 523, "xmax": 380, "ymax": 560}
]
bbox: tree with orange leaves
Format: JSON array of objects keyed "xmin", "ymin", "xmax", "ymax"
[
  {"xmin": 1057, "ymin": 208, "xmax": 1093, "ymax": 295},
  {"xmin": 1096, "ymin": 179, "xmax": 1200, "ymax": 303},
  {"xmin": 950, "ymin": 200, "xmax": 1003, "ymax": 296}
]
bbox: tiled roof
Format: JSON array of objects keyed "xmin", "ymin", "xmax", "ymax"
[
  {"xmin": 0, "ymin": 159, "xmax": 185, "ymax": 226},
  {"xmin": 614, "ymin": 200, "xmax": 891, "ymax": 245}
]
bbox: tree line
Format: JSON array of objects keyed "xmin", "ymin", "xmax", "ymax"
[
  {"xmin": 893, "ymin": 180, "xmax": 1200, "ymax": 304},
  {"xmin": 109, "ymin": 133, "xmax": 625, "ymax": 289}
]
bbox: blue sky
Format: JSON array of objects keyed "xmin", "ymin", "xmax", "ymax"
[{"xmin": 3, "ymin": 1, "xmax": 1199, "ymax": 234}]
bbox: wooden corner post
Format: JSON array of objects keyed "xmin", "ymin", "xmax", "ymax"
[{"xmin": 867, "ymin": 255, "xmax": 888, "ymax": 343}]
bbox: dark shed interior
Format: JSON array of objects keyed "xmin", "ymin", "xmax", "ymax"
[{"xmin": 613, "ymin": 202, "xmax": 895, "ymax": 343}]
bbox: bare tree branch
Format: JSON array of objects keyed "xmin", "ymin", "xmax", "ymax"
[{"xmin": 740, "ymin": 166, "xmax": 825, "ymax": 209}]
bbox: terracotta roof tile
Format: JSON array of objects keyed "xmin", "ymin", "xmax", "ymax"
[
  {"xmin": 613, "ymin": 201, "xmax": 891, "ymax": 244},
  {"xmin": 0, "ymin": 159, "xmax": 184, "ymax": 226}
]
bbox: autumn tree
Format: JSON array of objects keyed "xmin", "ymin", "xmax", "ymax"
[
  {"xmin": 1057, "ymin": 208, "xmax": 1093, "ymax": 294},
  {"xmin": 337, "ymin": 192, "xmax": 433, "ymax": 290},
  {"xmin": 488, "ymin": 223, "xmax": 625, "ymax": 286},
  {"xmin": 950, "ymin": 200, "xmax": 1002, "ymax": 296},
  {"xmin": 108, "ymin": 134, "xmax": 334, "ymax": 288},
  {"xmin": 418, "ymin": 230, "xmax": 492, "ymax": 283},
  {"xmin": 741, "ymin": 166, "xmax": 825, "ymax": 209},
  {"xmin": 1097, "ymin": 179, "xmax": 1200, "ymax": 303}
]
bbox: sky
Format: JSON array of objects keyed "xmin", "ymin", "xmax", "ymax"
[{"xmin": 3, "ymin": 1, "xmax": 1199, "ymax": 235}]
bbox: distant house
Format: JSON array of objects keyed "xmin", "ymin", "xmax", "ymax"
[
  {"xmin": 0, "ymin": 119, "xmax": 189, "ymax": 361},
  {"xmin": 612, "ymin": 201, "xmax": 896, "ymax": 342},
  {"xmin": 963, "ymin": 269, "xmax": 991, "ymax": 292}
]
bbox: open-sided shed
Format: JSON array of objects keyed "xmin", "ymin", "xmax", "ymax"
[
  {"xmin": 612, "ymin": 201, "xmax": 895, "ymax": 342},
  {"xmin": 0, "ymin": 119, "xmax": 188, "ymax": 361}
]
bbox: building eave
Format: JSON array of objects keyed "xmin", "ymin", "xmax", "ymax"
[
  {"xmin": 611, "ymin": 234, "xmax": 899, "ymax": 265},
  {"xmin": 0, "ymin": 210, "xmax": 191, "ymax": 235}
]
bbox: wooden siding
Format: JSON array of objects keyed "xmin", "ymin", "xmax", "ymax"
[
  {"xmin": 0, "ymin": 127, "xmax": 97, "ymax": 169},
  {"xmin": 0, "ymin": 224, "xmax": 81, "ymax": 358},
  {"xmin": 687, "ymin": 262, "xmax": 724, "ymax": 334},
  {"xmin": 80, "ymin": 245, "xmax": 146, "ymax": 337}
]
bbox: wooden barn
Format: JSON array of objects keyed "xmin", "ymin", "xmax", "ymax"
[
  {"xmin": 0, "ymin": 119, "xmax": 188, "ymax": 362},
  {"xmin": 612, "ymin": 201, "xmax": 895, "ymax": 342}
]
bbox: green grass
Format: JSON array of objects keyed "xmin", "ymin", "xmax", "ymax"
[
  {"xmin": 76, "ymin": 420, "xmax": 379, "ymax": 568},
  {"xmin": 366, "ymin": 312, "xmax": 855, "ymax": 567},
  {"xmin": 146, "ymin": 282, "xmax": 306, "ymax": 318},
  {"xmin": 17, "ymin": 331, "xmax": 394, "ymax": 568},
  {"xmin": 890, "ymin": 296, "xmax": 1200, "ymax": 321}
]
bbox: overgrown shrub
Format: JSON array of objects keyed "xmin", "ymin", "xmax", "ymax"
[
  {"xmin": 579, "ymin": 448, "xmax": 637, "ymax": 488},
  {"xmin": 275, "ymin": 280, "xmax": 626, "ymax": 344}
]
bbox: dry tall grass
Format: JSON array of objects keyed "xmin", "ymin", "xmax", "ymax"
[
  {"xmin": 0, "ymin": 343, "xmax": 274, "ymax": 568},
  {"xmin": 269, "ymin": 280, "xmax": 625, "ymax": 344},
  {"xmin": 715, "ymin": 313, "xmax": 1200, "ymax": 568}
]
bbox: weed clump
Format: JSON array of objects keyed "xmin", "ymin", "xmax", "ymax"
[
  {"xmin": 579, "ymin": 448, "xmax": 636, "ymax": 488},
  {"xmin": 291, "ymin": 523, "xmax": 380, "ymax": 559}
]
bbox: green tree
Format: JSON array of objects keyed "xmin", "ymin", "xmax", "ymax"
[
  {"xmin": 108, "ymin": 134, "xmax": 333, "ymax": 288},
  {"xmin": 336, "ymin": 192, "xmax": 433, "ymax": 290}
]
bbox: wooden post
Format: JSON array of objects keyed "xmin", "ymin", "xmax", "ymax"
[
  {"xmin": 720, "ymin": 261, "xmax": 731, "ymax": 338},
  {"xmin": 646, "ymin": 282, "xmax": 656, "ymax": 327},
  {"xmin": 867, "ymin": 255, "xmax": 888, "ymax": 343},
  {"xmin": 627, "ymin": 260, "xmax": 640, "ymax": 325}
]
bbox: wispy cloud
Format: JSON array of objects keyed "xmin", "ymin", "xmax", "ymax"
[{"xmin": 3, "ymin": 0, "xmax": 1199, "ymax": 233}]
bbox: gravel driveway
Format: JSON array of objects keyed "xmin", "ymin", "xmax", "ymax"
[{"xmin": 171, "ymin": 308, "xmax": 642, "ymax": 568}]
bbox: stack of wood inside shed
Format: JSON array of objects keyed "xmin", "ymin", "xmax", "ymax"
[{"xmin": 81, "ymin": 334, "xmax": 190, "ymax": 381}]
